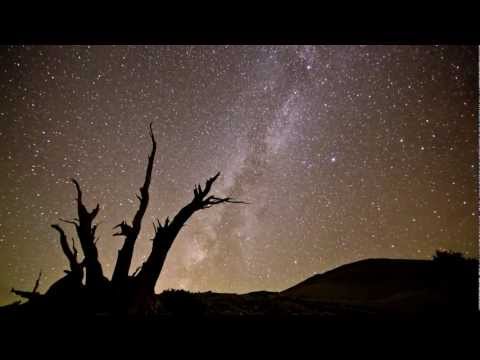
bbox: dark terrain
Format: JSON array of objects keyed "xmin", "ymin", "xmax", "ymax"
[
  {"xmin": 158, "ymin": 256, "xmax": 478, "ymax": 319},
  {"xmin": 2, "ymin": 254, "xmax": 477, "ymax": 320}
]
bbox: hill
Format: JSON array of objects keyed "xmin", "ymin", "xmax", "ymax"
[
  {"xmin": 281, "ymin": 257, "xmax": 478, "ymax": 313},
  {"xmin": 1, "ymin": 256, "xmax": 478, "ymax": 319},
  {"xmin": 150, "ymin": 256, "xmax": 478, "ymax": 318}
]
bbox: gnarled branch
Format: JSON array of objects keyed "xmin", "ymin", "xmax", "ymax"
[
  {"xmin": 112, "ymin": 123, "xmax": 157, "ymax": 287},
  {"xmin": 135, "ymin": 172, "xmax": 246, "ymax": 294},
  {"xmin": 65, "ymin": 179, "xmax": 105, "ymax": 289},
  {"xmin": 51, "ymin": 224, "xmax": 81, "ymax": 275},
  {"xmin": 113, "ymin": 221, "xmax": 132, "ymax": 237},
  {"xmin": 11, "ymin": 271, "xmax": 42, "ymax": 301}
]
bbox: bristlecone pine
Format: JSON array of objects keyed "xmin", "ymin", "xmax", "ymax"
[{"xmin": 10, "ymin": 123, "xmax": 246, "ymax": 316}]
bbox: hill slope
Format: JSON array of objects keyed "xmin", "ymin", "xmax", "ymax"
[
  {"xmin": 1, "ymin": 257, "xmax": 477, "ymax": 318},
  {"xmin": 281, "ymin": 258, "xmax": 478, "ymax": 312}
]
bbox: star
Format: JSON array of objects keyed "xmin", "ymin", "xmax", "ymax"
[{"xmin": 0, "ymin": 45, "xmax": 476, "ymax": 304}]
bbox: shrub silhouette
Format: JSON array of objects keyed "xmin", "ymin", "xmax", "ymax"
[
  {"xmin": 158, "ymin": 289, "xmax": 206, "ymax": 317},
  {"xmin": 431, "ymin": 249, "xmax": 478, "ymax": 311},
  {"xmin": 432, "ymin": 249, "xmax": 476, "ymax": 276},
  {"xmin": 432, "ymin": 249, "xmax": 467, "ymax": 263}
]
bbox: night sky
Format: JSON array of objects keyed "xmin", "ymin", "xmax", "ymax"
[{"xmin": 0, "ymin": 45, "xmax": 477, "ymax": 305}]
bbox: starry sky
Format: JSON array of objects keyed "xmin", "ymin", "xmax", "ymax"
[{"xmin": 0, "ymin": 45, "xmax": 478, "ymax": 305}]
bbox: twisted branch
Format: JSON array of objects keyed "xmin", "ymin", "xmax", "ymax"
[{"xmin": 112, "ymin": 123, "xmax": 157, "ymax": 286}]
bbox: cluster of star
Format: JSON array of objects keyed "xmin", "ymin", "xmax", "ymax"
[{"xmin": 0, "ymin": 45, "xmax": 477, "ymax": 305}]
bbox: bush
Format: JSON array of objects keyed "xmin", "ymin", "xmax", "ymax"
[
  {"xmin": 158, "ymin": 289, "xmax": 206, "ymax": 317},
  {"xmin": 432, "ymin": 249, "xmax": 477, "ymax": 285},
  {"xmin": 432, "ymin": 250, "xmax": 466, "ymax": 264}
]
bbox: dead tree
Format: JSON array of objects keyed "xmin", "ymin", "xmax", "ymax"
[
  {"xmin": 134, "ymin": 172, "xmax": 246, "ymax": 296},
  {"xmin": 11, "ymin": 271, "xmax": 42, "ymax": 301},
  {"xmin": 44, "ymin": 224, "xmax": 85, "ymax": 299},
  {"xmin": 61, "ymin": 179, "xmax": 106, "ymax": 292},
  {"xmin": 10, "ymin": 124, "xmax": 245, "ymax": 315},
  {"xmin": 112, "ymin": 123, "xmax": 156, "ymax": 289},
  {"xmin": 51, "ymin": 224, "xmax": 83, "ymax": 282}
]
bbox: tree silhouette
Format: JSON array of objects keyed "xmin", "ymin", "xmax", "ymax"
[{"xmin": 9, "ymin": 123, "xmax": 245, "ymax": 315}]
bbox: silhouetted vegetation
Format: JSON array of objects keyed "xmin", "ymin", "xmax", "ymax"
[
  {"xmin": 4, "ymin": 123, "xmax": 245, "ymax": 316},
  {"xmin": 429, "ymin": 249, "xmax": 478, "ymax": 310},
  {"xmin": 158, "ymin": 289, "xmax": 206, "ymax": 317},
  {"xmin": 432, "ymin": 249, "xmax": 475, "ymax": 264},
  {"xmin": 432, "ymin": 249, "xmax": 477, "ymax": 279}
]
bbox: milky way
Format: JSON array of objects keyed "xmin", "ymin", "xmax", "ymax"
[{"xmin": 0, "ymin": 45, "xmax": 477, "ymax": 304}]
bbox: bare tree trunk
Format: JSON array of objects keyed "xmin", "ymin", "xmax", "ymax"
[
  {"xmin": 134, "ymin": 172, "xmax": 245, "ymax": 296},
  {"xmin": 112, "ymin": 123, "xmax": 156, "ymax": 288},
  {"xmin": 61, "ymin": 179, "xmax": 106, "ymax": 291},
  {"xmin": 10, "ymin": 124, "xmax": 246, "ymax": 316}
]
